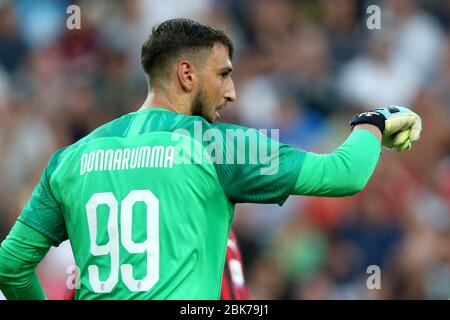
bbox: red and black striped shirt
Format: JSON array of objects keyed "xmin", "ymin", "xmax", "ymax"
[{"xmin": 220, "ymin": 229, "xmax": 249, "ymax": 300}]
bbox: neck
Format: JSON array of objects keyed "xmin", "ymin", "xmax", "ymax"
[{"xmin": 140, "ymin": 89, "xmax": 191, "ymax": 115}]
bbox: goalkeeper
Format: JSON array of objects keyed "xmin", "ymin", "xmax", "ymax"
[{"xmin": 0, "ymin": 18, "xmax": 422, "ymax": 300}]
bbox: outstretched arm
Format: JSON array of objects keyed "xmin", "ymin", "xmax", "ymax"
[
  {"xmin": 292, "ymin": 106, "xmax": 422, "ymax": 197},
  {"xmin": 211, "ymin": 105, "xmax": 421, "ymax": 205},
  {"xmin": 293, "ymin": 125, "xmax": 381, "ymax": 197},
  {"xmin": 0, "ymin": 220, "xmax": 52, "ymax": 300}
]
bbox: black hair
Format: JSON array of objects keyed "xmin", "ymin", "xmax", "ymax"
[{"xmin": 141, "ymin": 18, "xmax": 234, "ymax": 85}]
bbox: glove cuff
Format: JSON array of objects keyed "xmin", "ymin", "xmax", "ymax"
[{"xmin": 350, "ymin": 110, "xmax": 386, "ymax": 133}]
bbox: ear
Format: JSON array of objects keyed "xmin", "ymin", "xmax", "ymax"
[{"xmin": 177, "ymin": 60, "xmax": 196, "ymax": 92}]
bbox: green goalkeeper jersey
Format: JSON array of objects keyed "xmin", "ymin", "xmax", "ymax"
[{"xmin": 17, "ymin": 108, "xmax": 305, "ymax": 300}]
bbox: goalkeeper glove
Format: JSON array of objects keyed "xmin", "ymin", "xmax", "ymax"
[{"xmin": 350, "ymin": 106, "xmax": 422, "ymax": 151}]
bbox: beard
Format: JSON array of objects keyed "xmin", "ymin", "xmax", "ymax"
[{"xmin": 191, "ymin": 89, "xmax": 212, "ymax": 122}]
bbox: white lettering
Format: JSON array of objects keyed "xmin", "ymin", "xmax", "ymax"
[
  {"xmin": 80, "ymin": 146, "xmax": 175, "ymax": 175},
  {"xmin": 366, "ymin": 5, "xmax": 381, "ymax": 30},
  {"xmin": 80, "ymin": 153, "xmax": 88, "ymax": 175},
  {"xmin": 151, "ymin": 146, "xmax": 164, "ymax": 167},
  {"xmin": 104, "ymin": 149, "xmax": 114, "ymax": 170},
  {"xmin": 138, "ymin": 147, "xmax": 151, "ymax": 168},
  {"xmin": 95, "ymin": 149, "xmax": 104, "ymax": 171},
  {"xmin": 164, "ymin": 146, "xmax": 174, "ymax": 168},
  {"xmin": 122, "ymin": 148, "xmax": 131, "ymax": 170},
  {"xmin": 112, "ymin": 149, "xmax": 123, "ymax": 171},
  {"xmin": 66, "ymin": 5, "xmax": 81, "ymax": 30}
]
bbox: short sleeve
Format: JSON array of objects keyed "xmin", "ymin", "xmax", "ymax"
[
  {"xmin": 211, "ymin": 123, "xmax": 306, "ymax": 205},
  {"xmin": 18, "ymin": 150, "xmax": 68, "ymax": 246}
]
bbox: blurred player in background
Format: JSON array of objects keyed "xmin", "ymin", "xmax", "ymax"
[
  {"xmin": 220, "ymin": 229, "xmax": 249, "ymax": 300},
  {"xmin": 0, "ymin": 18, "xmax": 421, "ymax": 299}
]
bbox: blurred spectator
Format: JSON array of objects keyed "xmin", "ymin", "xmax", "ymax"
[
  {"xmin": 0, "ymin": 66, "xmax": 9, "ymax": 108},
  {"xmin": 321, "ymin": 0, "xmax": 363, "ymax": 65},
  {"xmin": 0, "ymin": 2, "xmax": 29, "ymax": 74},
  {"xmin": 97, "ymin": 50, "xmax": 140, "ymax": 118},
  {"xmin": 337, "ymin": 30, "xmax": 421, "ymax": 108},
  {"xmin": 0, "ymin": 102, "xmax": 56, "ymax": 191},
  {"xmin": 14, "ymin": 0, "xmax": 69, "ymax": 49},
  {"xmin": 270, "ymin": 214, "xmax": 328, "ymax": 283},
  {"xmin": 385, "ymin": 0, "xmax": 445, "ymax": 83}
]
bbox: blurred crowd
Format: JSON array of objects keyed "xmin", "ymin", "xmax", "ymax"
[{"xmin": 0, "ymin": 0, "xmax": 449, "ymax": 300}]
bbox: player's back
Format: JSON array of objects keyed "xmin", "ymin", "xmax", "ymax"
[{"xmin": 49, "ymin": 109, "xmax": 234, "ymax": 299}]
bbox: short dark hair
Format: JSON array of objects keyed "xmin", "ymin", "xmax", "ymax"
[{"xmin": 141, "ymin": 18, "xmax": 234, "ymax": 85}]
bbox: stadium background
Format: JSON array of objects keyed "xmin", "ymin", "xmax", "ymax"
[{"xmin": 0, "ymin": 0, "xmax": 449, "ymax": 299}]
